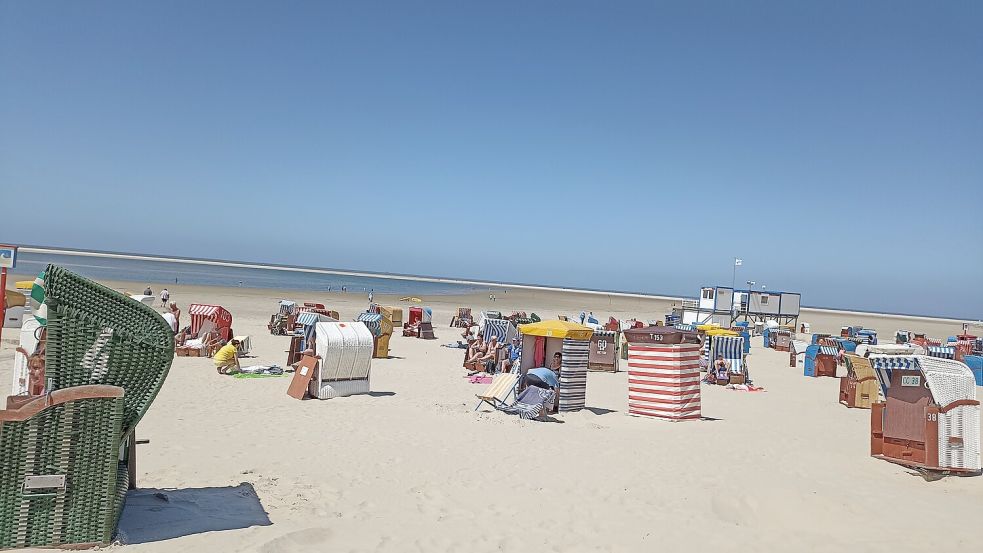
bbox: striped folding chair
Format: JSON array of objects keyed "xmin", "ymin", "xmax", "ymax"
[{"xmin": 474, "ymin": 372, "xmax": 520, "ymax": 411}]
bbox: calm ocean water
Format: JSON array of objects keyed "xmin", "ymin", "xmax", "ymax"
[{"xmin": 12, "ymin": 252, "xmax": 489, "ymax": 296}]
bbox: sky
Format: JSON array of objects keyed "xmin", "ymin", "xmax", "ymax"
[{"xmin": 1, "ymin": 1, "xmax": 981, "ymax": 318}]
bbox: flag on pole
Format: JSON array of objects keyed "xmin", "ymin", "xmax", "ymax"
[{"xmin": 734, "ymin": 258, "xmax": 743, "ymax": 267}]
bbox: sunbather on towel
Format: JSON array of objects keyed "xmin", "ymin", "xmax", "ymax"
[{"xmin": 214, "ymin": 339, "xmax": 241, "ymax": 375}]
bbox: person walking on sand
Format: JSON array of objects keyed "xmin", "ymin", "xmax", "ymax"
[
  {"xmin": 368, "ymin": 289, "xmax": 374, "ymax": 303},
  {"xmin": 159, "ymin": 288, "xmax": 170, "ymax": 307}
]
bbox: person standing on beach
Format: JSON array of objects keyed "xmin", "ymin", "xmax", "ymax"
[
  {"xmin": 368, "ymin": 289, "xmax": 374, "ymax": 303},
  {"xmin": 162, "ymin": 304, "xmax": 178, "ymax": 333},
  {"xmin": 160, "ymin": 288, "xmax": 170, "ymax": 307}
]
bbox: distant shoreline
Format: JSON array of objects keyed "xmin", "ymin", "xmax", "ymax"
[{"xmin": 14, "ymin": 245, "xmax": 978, "ymax": 325}]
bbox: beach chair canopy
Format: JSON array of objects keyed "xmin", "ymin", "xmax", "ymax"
[
  {"xmin": 483, "ymin": 318, "xmax": 518, "ymax": 344},
  {"xmin": 710, "ymin": 335, "xmax": 745, "ymax": 373},
  {"xmin": 518, "ymin": 320, "xmax": 593, "ymax": 341},
  {"xmin": 870, "ymin": 355, "xmax": 977, "ymax": 406},
  {"xmin": 5, "ymin": 289, "xmax": 26, "ymax": 308},
  {"xmin": 314, "ymin": 322, "xmax": 373, "ymax": 381},
  {"xmin": 791, "ymin": 340, "xmax": 810, "ymax": 355},
  {"xmin": 856, "ymin": 343, "xmax": 924, "ymax": 357},
  {"xmin": 844, "ymin": 354, "xmax": 877, "ymax": 380},
  {"xmin": 927, "ymin": 345, "xmax": 956, "ymax": 359},
  {"xmin": 188, "ymin": 303, "xmax": 233, "ymax": 334},
  {"xmin": 356, "ymin": 312, "xmax": 386, "ymax": 337},
  {"xmin": 297, "ymin": 311, "xmax": 336, "ymax": 326}
]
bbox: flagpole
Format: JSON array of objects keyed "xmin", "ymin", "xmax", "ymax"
[{"xmin": 731, "ymin": 257, "xmax": 737, "ymax": 291}]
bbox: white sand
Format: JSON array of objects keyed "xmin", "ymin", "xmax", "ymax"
[{"xmin": 1, "ymin": 280, "xmax": 980, "ymax": 552}]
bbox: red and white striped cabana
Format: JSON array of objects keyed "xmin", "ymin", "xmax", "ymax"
[
  {"xmin": 627, "ymin": 342, "xmax": 703, "ymax": 421},
  {"xmin": 188, "ymin": 303, "xmax": 233, "ymax": 341}
]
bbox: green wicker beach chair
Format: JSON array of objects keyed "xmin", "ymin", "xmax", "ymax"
[
  {"xmin": 0, "ymin": 265, "xmax": 174, "ymax": 548},
  {"xmin": 0, "ymin": 386, "xmax": 125, "ymax": 549}
]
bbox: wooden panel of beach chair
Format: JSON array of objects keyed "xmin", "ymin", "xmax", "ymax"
[
  {"xmin": 418, "ymin": 322, "xmax": 436, "ymax": 340},
  {"xmin": 287, "ymin": 355, "xmax": 319, "ymax": 400},
  {"xmin": 840, "ymin": 354, "xmax": 879, "ymax": 409},
  {"xmin": 474, "ymin": 373, "xmax": 519, "ymax": 411}
]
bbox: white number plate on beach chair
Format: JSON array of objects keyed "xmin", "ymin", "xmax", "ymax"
[{"xmin": 900, "ymin": 375, "xmax": 921, "ymax": 387}]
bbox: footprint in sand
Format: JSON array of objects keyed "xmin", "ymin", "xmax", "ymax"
[
  {"xmin": 710, "ymin": 493, "xmax": 756, "ymax": 526},
  {"xmin": 258, "ymin": 527, "xmax": 332, "ymax": 553}
]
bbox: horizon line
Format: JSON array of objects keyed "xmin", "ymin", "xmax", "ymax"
[{"xmin": 12, "ymin": 244, "xmax": 978, "ymax": 324}]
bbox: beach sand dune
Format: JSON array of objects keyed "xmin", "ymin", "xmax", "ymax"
[{"xmin": 1, "ymin": 280, "xmax": 979, "ymax": 552}]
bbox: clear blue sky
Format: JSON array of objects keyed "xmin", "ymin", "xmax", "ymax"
[{"xmin": 2, "ymin": 1, "xmax": 981, "ymax": 318}]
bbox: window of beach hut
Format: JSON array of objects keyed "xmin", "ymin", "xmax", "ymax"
[{"xmin": 517, "ymin": 320, "xmax": 594, "ymax": 413}]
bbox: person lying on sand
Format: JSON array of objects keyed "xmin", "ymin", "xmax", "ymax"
[{"xmin": 213, "ymin": 339, "xmax": 241, "ymax": 375}]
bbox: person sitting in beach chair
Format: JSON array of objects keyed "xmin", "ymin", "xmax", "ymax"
[
  {"xmin": 213, "ymin": 339, "xmax": 241, "ymax": 375},
  {"xmin": 465, "ymin": 334, "xmax": 486, "ymax": 364},
  {"xmin": 468, "ymin": 336, "xmax": 498, "ymax": 374},
  {"xmin": 708, "ymin": 355, "xmax": 731, "ymax": 384},
  {"xmin": 501, "ymin": 337, "xmax": 522, "ymax": 373},
  {"xmin": 174, "ymin": 325, "xmax": 192, "ymax": 346},
  {"xmin": 549, "ymin": 351, "xmax": 562, "ymax": 371}
]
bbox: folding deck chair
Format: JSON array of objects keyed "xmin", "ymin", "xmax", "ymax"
[{"xmin": 474, "ymin": 372, "xmax": 520, "ymax": 411}]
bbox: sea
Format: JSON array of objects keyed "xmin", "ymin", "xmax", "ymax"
[{"xmin": 11, "ymin": 251, "xmax": 490, "ymax": 296}]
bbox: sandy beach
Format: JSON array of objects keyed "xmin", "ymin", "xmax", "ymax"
[{"xmin": 1, "ymin": 277, "xmax": 980, "ymax": 553}]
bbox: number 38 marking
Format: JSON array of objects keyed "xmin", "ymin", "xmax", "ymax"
[{"xmin": 927, "ymin": 413, "xmax": 938, "ymax": 422}]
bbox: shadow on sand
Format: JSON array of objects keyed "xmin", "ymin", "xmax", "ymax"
[{"xmin": 116, "ymin": 482, "xmax": 271, "ymax": 544}]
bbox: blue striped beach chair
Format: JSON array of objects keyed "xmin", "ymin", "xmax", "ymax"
[
  {"xmin": 483, "ymin": 318, "xmax": 517, "ymax": 344},
  {"xmin": 356, "ymin": 312, "xmax": 383, "ymax": 337},
  {"xmin": 711, "ymin": 335, "xmax": 747, "ymax": 381},
  {"xmin": 927, "ymin": 346, "xmax": 956, "ymax": 360}
]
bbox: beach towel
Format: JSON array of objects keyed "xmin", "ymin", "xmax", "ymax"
[
  {"xmin": 725, "ymin": 384, "xmax": 766, "ymax": 392},
  {"xmin": 499, "ymin": 386, "xmax": 556, "ymax": 420},
  {"xmin": 469, "ymin": 375, "xmax": 493, "ymax": 384},
  {"xmin": 236, "ymin": 365, "xmax": 284, "ymax": 376}
]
